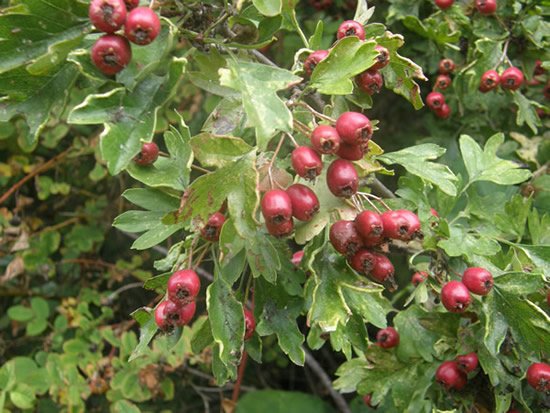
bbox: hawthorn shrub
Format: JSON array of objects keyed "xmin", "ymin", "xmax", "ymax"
[{"xmin": 0, "ymin": 0, "xmax": 549, "ymax": 411}]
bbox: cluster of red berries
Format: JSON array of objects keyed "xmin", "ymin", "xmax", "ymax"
[
  {"xmin": 440, "ymin": 267, "xmax": 493, "ymax": 313},
  {"xmin": 89, "ymin": 0, "xmax": 161, "ymax": 75},
  {"xmin": 304, "ymin": 20, "xmax": 390, "ymax": 95},
  {"xmin": 435, "ymin": 352, "xmax": 478, "ymax": 391},
  {"xmin": 479, "ymin": 67, "xmax": 524, "ymax": 92},
  {"xmin": 435, "ymin": 0, "xmax": 497, "ymax": 14},
  {"xmin": 426, "ymin": 58, "xmax": 454, "ymax": 119}
]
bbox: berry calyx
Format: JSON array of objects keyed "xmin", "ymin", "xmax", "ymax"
[
  {"xmin": 412, "ymin": 271, "xmax": 428, "ymax": 286},
  {"xmin": 436, "ymin": 74, "xmax": 451, "ymax": 90},
  {"xmin": 350, "ymin": 248, "xmax": 377, "ymax": 274},
  {"xmin": 479, "ymin": 70, "xmax": 500, "ymax": 92},
  {"xmin": 435, "ymin": 103, "xmax": 451, "ymax": 119},
  {"xmin": 304, "ymin": 50, "xmax": 329, "ymax": 76},
  {"xmin": 326, "ymin": 159, "xmax": 359, "ymax": 198},
  {"xmin": 286, "ymin": 183, "xmax": 320, "ymax": 222},
  {"xmin": 336, "ymin": 142, "xmax": 364, "ymax": 161},
  {"xmin": 261, "ymin": 189, "xmax": 293, "ymax": 225},
  {"xmin": 456, "ymin": 352, "xmax": 479, "ymax": 373},
  {"xmin": 434, "ymin": 0, "xmax": 454, "ymax": 9},
  {"xmin": 500, "ymin": 67, "xmax": 524, "ymax": 91},
  {"xmin": 244, "ymin": 308, "xmax": 256, "ymax": 340},
  {"xmin": 310, "ymin": 125, "xmax": 341, "ymax": 155},
  {"xmin": 440, "ymin": 281, "xmax": 471, "ymax": 313},
  {"xmin": 370, "ymin": 254, "xmax": 395, "ymax": 283},
  {"xmin": 329, "ymin": 220, "xmax": 363, "ymax": 256},
  {"xmin": 336, "ymin": 20, "xmax": 365, "ymax": 41},
  {"xmin": 291, "ymin": 146, "xmax": 323, "ymax": 180},
  {"xmin": 201, "ymin": 212, "xmax": 226, "ymax": 242},
  {"xmin": 163, "ymin": 300, "xmax": 195, "ymax": 327},
  {"xmin": 526, "ymin": 362, "xmax": 550, "ymax": 392},
  {"xmin": 371, "ymin": 45, "xmax": 390, "ymax": 71},
  {"xmin": 336, "ymin": 112, "xmax": 373, "ymax": 145},
  {"xmin": 436, "ymin": 361, "xmax": 467, "ymax": 390},
  {"xmin": 124, "ymin": 7, "xmax": 161, "ymax": 46},
  {"xmin": 426, "ymin": 92, "xmax": 445, "ymax": 110},
  {"xmin": 355, "ymin": 210, "xmax": 384, "ymax": 240},
  {"xmin": 89, "ymin": 0, "xmax": 127, "ymax": 34},
  {"xmin": 133, "ymin": 142, "xmax": 159, "ymax": 166},
  {"xmin": 377, "ymin": 326, "xmax": 399, "ymax": 349},
  {"xmin": 439, "ymin": 58, "xmax": 455, "ymax": 74},
  {"xmin": 91, "ymin": 34, "xmax": 132, "ymax": 75},
  {"xmin": 462, "ymin": 267, "xmax": 493, "ymax": 295},
  {"xmin": 167, "ymin": 269, "xmax": 201, "ymax": 305},
  {"xmin": 265, "ymin": 219, "xmax": 294, "ymax": 237},
  {"xmin": 475, "ymin": 0, "xmax": 497, "ymax": 14},
  {"xmin": 356, "ymin": 69, "xmax": 383, "ymax": 95}
]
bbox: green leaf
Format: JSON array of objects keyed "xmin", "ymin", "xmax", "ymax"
[
  {"xmin": 187, "ymin": 48, "xmax": 236, "ymax": 97},
  {"xmin": 128, "ymin": 309, "xmax": 158, "ymax": 362},
  {"xmin": 190, "ymin": 133, "xmax": 254, "ymax": 169},
  {"xmin": 26, "ymin": 318, "xmax": 47, "ymax": 336},
  {"xmin": 253, "ymin": 0, "xmax": 282, "ymax": 16},
  {"xmin": 235, "ymin": 390, "xmax": 337, "ymax": 413},
  {"xmin": 401, "ymin": 16, "xmax": 460, "ymax": 45},
  {"xmin": 459, "ymin": 134, "xmax": 532, "ymax": 187},
  {"xmin": 7, "ymin": 305, "xmax": 34, "ymax": 322},
  {"xmin": 513, "ymin": 91, "xmax": 541, "ymax": 134},
  {"xmin": 246, "ymin": 228, "xmax": 281, "ymax": 283},
  {"xmin": 10, "ymin": 383, "xmax": 35, "ymax": 409},
  {"xmin": 219, "ymin": 60, "xmax": 301, "ymax": 150},
  {"xmin": 123, "ymin": 188, "xmax": 180, "ymax": 212},
  {"xmin": 142, "ymin": 272, "xmax": 170, "ymax": 291},
  {"xmin": 190, "ymin": 317, "xmax": 214, "ymax": 354},
  {"xmin": 308, "ymin": 21, "xmax": 324, "ymax": 51},
  {"xmin": 378, "ymin": 144, "xmax": 458, "ymax": 196},
  {"xmin": 353, "ymin": 0, "xmax": 375, "ymax": 25},
  {"xmin": 438, "ymin": 225, "xmax": 501, "ymax": 262},
  {"xmin": 112, "ymin": 400, "xmax": 141, "ymax": 413}
]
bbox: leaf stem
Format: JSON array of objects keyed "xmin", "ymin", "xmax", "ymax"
[{"xmin": 292, "ymin": 101, "xmax": 337, "ymax": 124}]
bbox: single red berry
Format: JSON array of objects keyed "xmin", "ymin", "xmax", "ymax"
[
  {"xmin": 436, "ymin": 361, "xmax": 467, "ymax": 390},
  {"xmin": 91, "ymin": 34, "xmax": 132, "ymax": 75},
  {"xmin": 89, "ymin": 0, "xmax": 127, "ymax": 33},
  {"xmin": 244, "ymin": 308, "xmax": 255, "ymax": 340},
  {"xmin": 355, "ymin": 210, "xmax": 383, "ymax": 241},
  {"xmin": 265, "ymin": 219, "xmax": 294, "ymax": 237},
  {"xmin": 336, "ymin": 112, "xmax": 372, "ymax": 146},
  {"xmin": 462, "ymin": 267, "xmax": 493, "ymax": 295},
  {"xmin": 371, "ymin": 45, "xmax": 390, "ymax": 71},
  {"xmin": 326, "ymin": 159, "xmax": 359, "ymax": 198},
  {"xmin": 430, "ymin": 208, "xmax": 439, "ymax": 218},
  {"xmin": 178, "ymin": 301, "xmax": 197, "ymax": 325},
  {"xmin": 125, "ymin": 7, "xmax": 161, "ymax": 46},
  {"xmin": 534, "ymin": 59, "xmax": 545, "ymax": 75},
  {"xmin": 436, "ymin": 74, "xmax": 451, "ymax": 90},
  {"xmin": 501, "ymin": 67, "xmax": 524, "ymax": 91},
  {"xmin": 434, "ymin": 0, "xmax": 454, "ymax": 9},
  {"xmin": 370, "ymin": 254, "xmax": 394, "ymax": 283},
  {"xmin": 426, "ymin": 92, "xmax": 445, "ymax": 110},
  {"xmin": 201, "ymin": 212, "xmax": 226, "ymax": 242},
  {"xmin": 336, "ymin": 142, "xmax": 364, "ymax": 161},
  {"xmin": 155, "ymin": 301, "xmax": 172, "ymax": 331},
  {"xmin": 434, "ymin": 103, "xmax": 451, "ymax": 119},
  {"xmin": 363, "ymin": 394, "xmax": 377, "ymax": 408},
  {"xmin": 381, "ymin": 210, "xmax": 418, "ymax": 241},
  {"xmin": 133, "ymin": 141, "xmax": 159, "ymax": 166},
  {"xmin": 439, "ymin": 58, "xmax": 455, "ymax": 74},
  {"xmin": 526, "ymin": 363, "xmax": 550, "ymax": 392},
  {"xmin": 398, "ymin": 209, "xmax": 422, "ymax": 239},
  {"xmin": 537, "ymin": 108, "xmax": 547, "ymax": 119},
  {"xmin": 363, "ymin": 233, "xmax": 385, "ymax": 247},
  {"xmin": 304, "ymin": 50, "xmax": 329, "ymax": 76},
  {"xmin": 543, "ymin": 82, "xmax": 550, "ymax": 99},
  {"xmin": 479, "ymin": 70, "xmax": 500, "ymax": 92},
  {"xmin": 124, "ymin": 0, "xmax": 140, "ymax": 10},
  {"xmin": 310, "ymin": 125, "xmax": 341, "ymax": 155},
  {"xmin": 167, "ymin": 269, "xmax": 201, "ymax": 305},
  {"xmin": 291, "ymin": 251, "xmax": 304, "ymax": 267},
  {"xmin": 475, "ymin": 0, "xmax": 497, "ymax": 14},
  {"xmin": 163, "ymin": 301, "xmax": 183, "ymax": 326},
  {"xmin": 377, "ymin": 326, "xmax": 399, "ymax": 349},
  {"xmin": 261, "ymin": 189, "xmax": 293, "ymax": 225},
  {"xmin": 356, "ymin": 69, "xmax": 383, "ymax": 95},
  {"xmin": 412, "ymin": 271, "xmax": 428, "ymax": 287},
  {"xmin": 286, "ymin": 184, "xmax": 320, "ymax": 222},
  {"xmin": 350, "ymin": 248, "xmax": 377, "ymax": 274},
  {"xmin": 456, "ymin": 352, "xmax": 479, "ymax": 373},
  {"xmin": 441, "ymin": 281, "xmax": 472, "ymax": 313},
  {"xmin": 329, "ymin": 220, "xmax": 363, "ymax": 256},
  {"xmin": 336, "ymin": 20, "xmax": 365, "ymax": 41},
  {"xmin": 291, "ymin": 146, "xmax": 323, "ymax": 180}
]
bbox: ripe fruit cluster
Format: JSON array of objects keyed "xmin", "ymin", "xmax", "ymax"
[
  {"xmin": 435, "ymin": 352, "xmax": 478, "ymax": 391},
  {"xmin": 479, "ymin": 67, "xmax": 524, "ymax": 92},
  {"xmin": 89, "ymin": 0, "xmax": 161, "ymax": 75},
  {"xmin": 440, "ymin": 267, "xmax": 493, "ymax": 313},
  {"xmin": 426, "ymin": 59, "xmax": 454, "ymax": 119}
]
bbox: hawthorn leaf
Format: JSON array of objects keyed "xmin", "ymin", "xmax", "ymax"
[
  {"xmin": 122, "ymin": 188, "xmax": 180, "ymax": 212},
  {"xmin": 401, "ymin": 16, "xmax": 460, "ymax": 45},
  {"xmin": 246, "ymin": 228, "xmax": 281, "ymax": 283},
  {"xmin": 253, "ymin": 0, "xmax": 282, "ymax": 16},
  {"xmin": 190, "ymin": 133, "xmax": 253, "ymax": 169},
  {"xmin": 187, "ymin": 48, "xmax": 236, "ymax": 97},
  {"xmin": 190, "ymin": 317, "xmax": 214, "ymax": 354},
  {"xmin": 333, "ymin": 358, "xmax": 369, "ymax": 393},
  {"xmin": 513, "ymin": 91, "xmax": 541, "ymax": 134},
  {"xmin": 128, "ymin": 309, "xmax": 157, "ymax": 362},
  {"xmin": 438, "ymin": 225, "xmax": 501, "ymax": 262}
]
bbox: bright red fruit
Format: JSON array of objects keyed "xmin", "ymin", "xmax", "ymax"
[
  {"xmin": 456, "ymin": 352, "xmax": 478, "ymax": 373},
  {"xmin": 412, "ymin": 271, "xmax": 428, "ymax": 286},
  {"xmin": 155, "ymin": 301, "xmax": 171, "ymax": 331},
  {"xmin": 89, "ymin": 0, "xmax": 127, "ymax": 33},
  {"xmin": 439, "ymin": 58, "xmax": 455, "ymax": 74},
  {"xmin": 91, "ymin": 34, "xmax": 132, "ymax": 75},
  {"xmin": 377, "ymin": 326, "xmax": 399, "ymax": 349},
  {"xmin": 371, "ymin": 45, "xmax": 390, "ymax": 71},
  {"xmin": 261, "ymin": 190, "xmax": 293, "ymax": 225},
  {"xmin": 291, "ymin": 251, "xmax": 304, "ymax": 267},
  {"xmin": 326, "ymin": 159, "xmax": 359, "ymax": 198},
  {"xmin": 440, "ymin": 281, "xmax": 471, "ymax": 313},
  {"xmin": 434, "ymin": 0, "xmax": 454, "ymax": 9},
  {"xmin": 336, "ymin": 112, "xmax": 372, "ymax": 146},
  {"xmin": 436, "ymin": 74, "xmax": 451, "ymax": 90},
  {"xmin": 291, "ymin": 146, "xmax": 323, "ymax": 180},
  {"xmin": 310, "ymin": 125, "xmax": 341, "ymax": 155},
  {"xmin": 526, "ymin": 363, "xmax": 550, "ymax": 391},
  {"xmin": 167, "ymin": 269, "xmax": 201, "ymax": 305},
  {"xmin": 380, "ymin": 210, "xmax": 420, "ymax": 241},
  {"xmin": 475, "ymin": 0, "xmax": 497, "ymax": 14},
  {"xmin": 329, "ymin": 220, "xmax": 363, "ymax": 256},
  {"xmin": 356, "ymin": 69, "xmax": 383, "ymax": 95},
  {"xmin": 304, "ymin": 50, "xmax": 329, "ymax": 76},
  {"xmin": 125, "ymin": 7, "xmax": 161, "ymax": 45},
  {"xmin": 286, "ymin": 184, "xmax": 320, "ymax": 222},
  {"xmin": 164, "ymin": 300, "xmax": 195, "ymax": 327},
  {"xmin": 436, "ymin": 361, "xmax": 467, "ymax": 390},
  {"xmin": 350, "ymin": 248, "xmax": 377, "ymax": 274},
  {"xmin": 201, "ymin": 212, "xmax": 226, "ymax": 242},
  {"xmin": 244, "ymin": 308, "xmax": 255, "ymax": 340},
  {"xmin": 398, "ymin": 209, "xmax": 422, "ymax": 239},
  {"xmin": 500, "ymin": 67, "xmax": 523, "ymax": 90},
  {"xmin": 355, "ymin": 210, "xmax": 383, "ymax": 241},
  {"xmin": 336, "ymin": 20, "xmax": 365, "ymax": 41},
  {"xmin": 178, "ymin": 301, "xmax": 197, "ymax": 325},
  {"xmin": 134, "ymin": 142, "xmax": 159, "ymax": 166},
  {"xmin": 336, "ymin": 142, "xmax": 364, "ymax": 161},
  {"xmin": 370, "ymin": 254, "xmax": 394, "ymax": 283},
  {"xmin": 435, "ymin": 103, "xmax": 451, "ymax": 119},
  {"xmin": 462, "ymin": 267, "xmax": 493, "ymax": 295},
  {"xmin": 426, "ymin": 92, "xmax": 445, "ymax": 110},
  {"xmin": 265, "ymin": 219, "xmax": 294, "ymax": 237},
  {"xmin": 479, "ymin": 70, "xmax": 500, "ymax": 92},
  {"xmin": 430, "ymin": 208, "xmax": 439, "ymax": 218}
]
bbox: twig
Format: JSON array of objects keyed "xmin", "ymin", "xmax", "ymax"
[
  {"xmin": 368, "ymin": 178, "xmax": 396, "ymax": 199},
  {"xmin": 191, "ymin": 164, "xmax": 211, "ymax": 174},
  {"xmin": 190, "ymin": 383, "xmax": 211, "ymax": 413},
  {"xmin": 267, "ymin": 134, "xmax": 287, "ymax": 189},
  {"xmin": 232, "ymin": 350, "xmax": 249, "ymax": 402},
  {"xmin": 293, "ymin": 119, "xmax": 312, "ymax": 135},
  {"xmin": 292, "ymin": 101, "xmax": 336, "ymax": 124}
]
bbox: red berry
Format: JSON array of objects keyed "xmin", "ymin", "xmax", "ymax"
[
  {"xmin": 91, "ymin": 34, "xmax": 132, "ymax": 75},
  {"xmin": 336, "ymin": 20, "xmax": 365, "ymax": 41},
  {"xmin": 356, "ymin": 69, "xmax": 383, "ymax": 95},
  {"xmin": 167, "ymin": 269, "xmax": 201, "ymax": 305},
  {"xmin": 286, "ymin": 184, "xmax": 320, "ymax": 222},
  {"xmin": 291, "ymin": 146, "xmax": 323, "ymax": 180},
  {"xmin": 440, "ymin": 281, "xmax": 471, "ymax": 313},
  {"xmin": 526, "ymin": 363, "xmax": 550, "ymax": 392},
  {"xmin": 426, "ymin": 92, "xmax": 445, "ymax": 110},
  {"xmin": 436, "ymin": 74, "xmax": 451, "ymax": 90},
  {"xmin": 363, "ymin": 394, "xmax": 377, "ymax": 408},
  {"xmin": 370, "ymin": 254, "xmax": 394, "ymax": 283},
  {"xmin": 456, "ymin": 352, "xmax": 478, "ymax": 373},
  {"xmin": 430, "ymin": 208, "xmax": 439, "ymax": 218},
  {"xmin": 434, "ymin": 0, "xmax": 454, "ymax": 9},
  {"xmin": 326, "ymin": 159, "xmax": 359, "ymax": 198},
  {"xmin": 310, "ymin": 125, "xmax": 341, "ymax": 155},
  {"xmin": 371, "ymin": 45, "xmax": 390, "ymax": 71},
  {"xmin": 89, "ymin": 0, "xmax": 127, "ymax": 34},
  {"xmin": 261, "ymin": 189, "xmax": 293, "ymax": 225},
  {"xmin": 462, "ymin": 267, "xmax": 493, "ymax": 295},
  {"xmin": 501, "ymin": 67, "xmax": 523, "ymax": 90},
  {"xmin": 124, "ymin": 7, "xmax": 161, "ymax": 46},
  {"xmin": 475, "ymin": 0, "xmax": 497, "ymax": 14},
  {"xmin": 178, "ymin": 301, "xmax": 197, "ymax": 325},
  {"xmin": 434, "ymin": 103, "xmax": 451, "ymax": 119},
  {"xmin": 381, "ymin": 210, "xmax": 420, "ymax": 241},
  {"xmin": 355, "ymin": 210, "xmax": 383, "ymax": 241},
  {"xmin": 336, "ymin": 112, "xmax": 372, "ymax": 146},
  {"xmin": 133, "ymin": 141, "xmax": 159, "ymax": 166},
  {"xmin": 155, "ymin": 301, "xmax": 172, "ymax": 331},
  {"xmin": 534, "ymin": 59, "xmax": 545, "ymax": 75},
  {"xmin": 265, "ymin": 219, "xmax": 294, "ymax": 237},
  {"xmin": 398, "ymin": 209, "xmax": 422, "ymax": 239},
  {"xmin": 439, "ymin": 58, "xmax": 455, "ymax": 74},
  {"xmin": 244, "ymin": 308, "xmax": 255, "ymax": 340},
  {"xmin": 350, "ymin": 248, "xmax": 377, "ymax": 274},
  {"xmin": 291, "ymin": 251, "xmax": 304, "ymax": 267},
  {"xmin": 336, "ymin": 142, "xmax": 364, "ymax": 161},
  {"xmin": 164, "ymin": 300, "xmax": 195, "ymax": 327},
  {"xmin": 124, "ymin": 0, "xmax": 140, "ymax": 10},
  {"xmin": 479, "ymin": 70, "xmax": 500, "ymax": 92},
  {"xmin": 304, "ymin": 50, "xmax": 329, "ymax": 76},
  {"xmin": 377, "ymin": 326, "xmax": 399, "ymax": 349},
  {"xmin": 412, "ymin": 271, "xmax": 428, "ymax": 287},
  {"xmin": 436, "ymin": 361, "xmax": 467, "ymax": 390},
  {"xmin": 201, "ymin": 212, "xmax": 226, "ymax": 242},
  {"xmin": 329, "ymin": 220, "xmax": 363, "ymax": 256}
]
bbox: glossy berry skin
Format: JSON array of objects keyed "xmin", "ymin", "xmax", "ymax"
[
  {"xmin": 371, "ymin": 45, "xmax": 390, "ymax": 71},
  {"xmin": 526, "ymin": 362, "xmax": 550, "ymax": 392},
  {"xmin": 133, "ymin": 141, "xmax": 159, "ymax": 166},
  {"xmin": 356, "ymin": 69, "xmax": 383, "ymax": 95},
  {"xmin": 304, "ymin": 50, "xmax": 329, "ymax": 76},
  {"xmin": 475, "ymin": 0, "xmax": 497, "ymax": 14},
  {"xmin": 412, "ymin": 271, "xmax": 428, "ymax": 287},
  {"xmin": 500, "ymin": 67, "xmax": 524, "ymax": 91},
  {"xmin": 291, "ymin": 146, "xmax": 323, "ymax": 180},
  {"xmin": 456, "ymin": 352, "xmax": 478, "ymax": 373},
  {"xmin": 91, "ymin": 34, "xmax": 132, "ymax": 75},
  {"xmin": 167, "ymin": 269, "xmax": 201, "ymax": 305},
  {"xmin": 426, "ymin": 92, "xmax": 445, "ymax": 110},
  {"xmin": 434, "ymin": 0, "xmax": 454, "ymax": 9},
  {"xmin": 381, "ymin": 210, "xmax": 420, "ymax": 241},
  {"xmin": 163, "ymin": 300, "xmax": 194, "ymax": 327},
  {"xmin": 291, "ymin": 251, "xmax": 304, "ymax": 267},
  {"xmin": 441, "ymin": 281, "xmax": 471, "ymax": 313},
  {"xmin": 311, "ymin": 125, "xmax": 340, "ymax": 155},
  {"xmin": 326, "ymin": 159, "xmax": 359, "ymax": 198},
  {"xmin": 286, "ymin": 184, "xmax": 320, "ymax": 222},
  {"xmin": 265, "ymin": 219, "xmax": 293, "ymax": 237},
  {"xmin": 355, "ymin": 210, "xmax": 383, "ymax": 241},
  {"xmin": 370, "ymin": 254, "xmax": 394, "ymax": 283},
  {"xmin": 436, "ymin": 74, "xmax": 451, "ymax": 90},
  {"xmin": 178, "ymin": 301, "xmax": 197, "ymax": 325},
  {"xmin": 350, "ymin": 248, "xmax": 377, "ymax": 274},
  {"xmin": 435, "ymin": 103, "xmax": 451, "ymax": 119},
  {"xmin": 261, "ymin": 190, "xmax": 293, "ymax": 225},
  {"xmin": 201, "ymin": 212, "xmax": 226, "ymax": 242},
  {"xmin": 336, "ymin": 142, "xmax": 364, "ymax": 161},
  {"xmin": 479, "ymin": 70, "xmax": 500, "ymax": 92},
  {"xmin": 462, "ymin": 267, "xmax": 493, "ymax": 295},
  {"xmin": 398, "ymin": 209, "xmax": 422, "ymax": 239},
  {"xmin": 439, "ymin": 58, "xmax": 455, "ymax": 74},
  {"xmin": 377, "ymin": 326, "xmax": 399, "ymax": 349},
  {"xmin": 336, "ymin": 20, "xmax": 365, "ymax": 41},
  {"xmin": 155, "ymin": 301, "xmax": 172, "ymax": 331},
  {"xmin": 244, "ymin": 309, "xmax": 255, "ymax": 340},
  {"xmin": 329, "ymin": 220, "xmax": 363, "ymax": 256},
  {"xmin": 89, "ymin": 0, "xmax": 127, "ymax": 34},
  {"xmin": 436, "ymin": 361, "xmax": 467, "ymax": 390},
  {"xmin": 124, "ymin": 7, "xmax": 161, "ymax": 46},
  {"xmin": 336, "ymin": 112, "xmax": 372, "ymax": 146}
]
